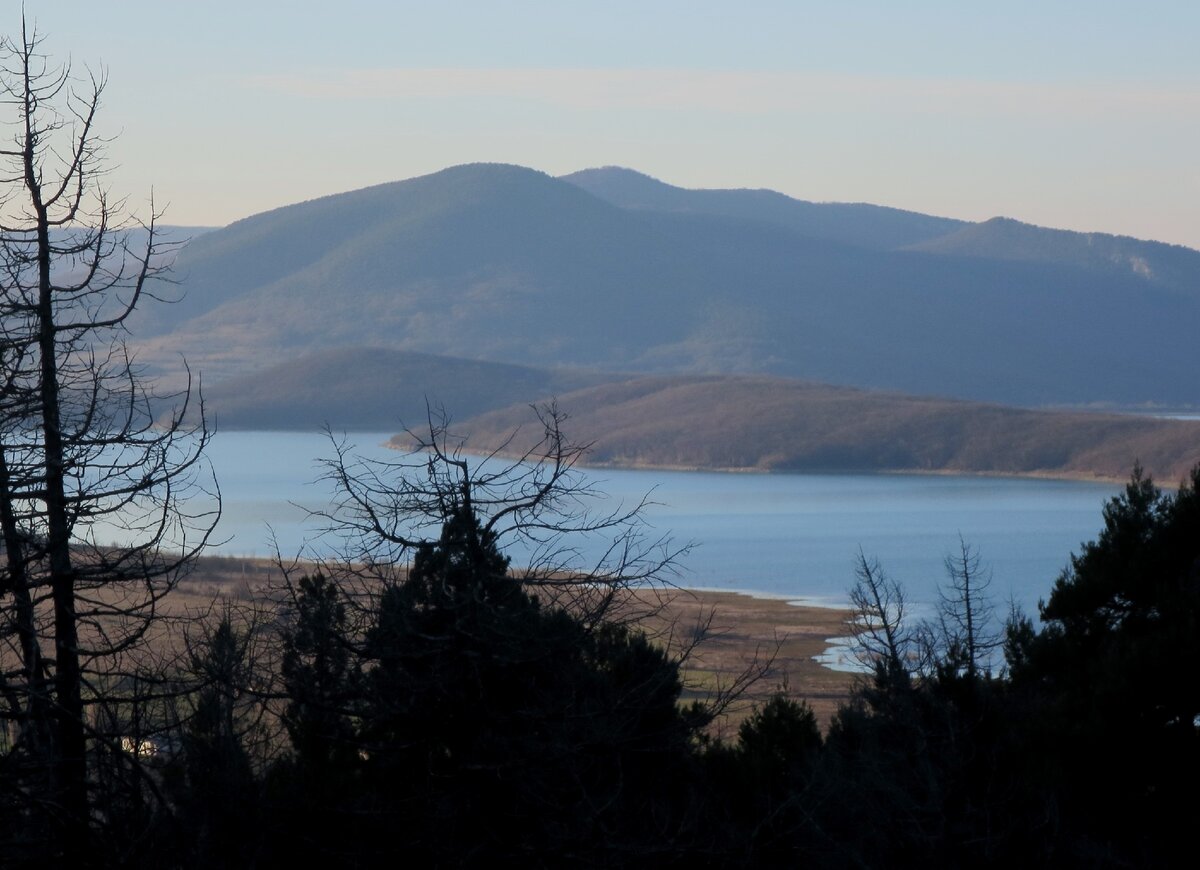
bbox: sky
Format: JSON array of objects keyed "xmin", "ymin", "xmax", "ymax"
[{"xmin": 5, "ymin": 1, "xmax": 1199, "ymax": 248}]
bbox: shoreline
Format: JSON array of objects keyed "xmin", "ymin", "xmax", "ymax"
[
  {"xmin": 624, "ymin": 585, "xmax": 859, "ymax": 730},
  {"xmin": 209, "ymin": 427, "xmax": 1140, "ymax": 485},
  {"xmin": 380, "ymin": 436, "xmax": 1131, "ymax": 485}
]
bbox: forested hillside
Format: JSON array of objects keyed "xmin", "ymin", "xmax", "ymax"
[
  {"xmin": 132, "ymin": 163, "xmax": 1200, "ymax": 408},
  {"xmin": 447, "ymin": 375, "xmax": 1200, "ymax": 482},
  {"xmin": 196, "ymin": 347, "xmax": 615, "ymax": 431}
]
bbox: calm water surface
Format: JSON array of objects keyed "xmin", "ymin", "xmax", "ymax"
[{"xmin": 195, "ymin": 431, "xmax": 1121, "ymax": 620}]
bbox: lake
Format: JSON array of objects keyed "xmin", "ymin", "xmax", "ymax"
[{"xmin": 190, "ymin": 430, "xmax": 1121, "ymax": 622}]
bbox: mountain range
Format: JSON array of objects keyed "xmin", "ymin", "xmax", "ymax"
[
  {"xmin": 132, "ymin": 162, "xmax": 1200, "ymax": 410},
  {"xmin": 128, "ymin": 162, "xmax": 1200, "ymax": 480}
]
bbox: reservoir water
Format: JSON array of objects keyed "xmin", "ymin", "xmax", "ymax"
[{"xmin": 195, "ymin": 430, "xmax": 1122, "ymax": 621}]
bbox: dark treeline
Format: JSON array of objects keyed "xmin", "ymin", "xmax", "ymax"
[{"xmin": 6, "ymin": 461, "xmax": 1191, "ymax": 867}]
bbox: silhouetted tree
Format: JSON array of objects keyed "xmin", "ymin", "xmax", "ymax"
[
  {"xmin": 280, "ymin": 573, "xmax": 360, "ymax": 781},
  {"xmin": 163, "ymin": 611, "xmax": 267, "ymax": 867},
  {"xmin": 703, "ymin": 694, "xmax": 825, "ymax": 864},
  {"xmin": 1006, "ymin": 464, "xmax": 1200, "ymax": 863},
  {"xmin": 847, "ymin": 549, "xmax": 922, "ymax": 690},
  {"xmin": 0, "ymin": 18, "xmax": 216, "ymax": 859},
  {"xmin": 262, "ymin": 412, "xmax": 717, "ymax": 865},
  {"xmin": 937, "ymin": 536, "xmax": 999, "ymax": 678},
  {"xmin": 815, "ymin": 541, "xmax": 1051, "ymax": 867}
]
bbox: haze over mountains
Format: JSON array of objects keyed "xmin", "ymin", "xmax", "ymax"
[
  {"xmin": 134, "ymin": 162, "xmax": 1200, "ymax": 411},
  {"xmin": 198, "ymin": 347, "xmax": 611, "ymax": 432},
  {"xmin": 561, "ymin": 167, "xmax": 968, "ymax": 250},
  {"xmin": 133, "ymin": 162, "xmax": 1200, "ymax": 478}
]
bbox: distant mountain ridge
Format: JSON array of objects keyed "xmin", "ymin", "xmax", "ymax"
[
  {"xmin": 132, "ymin": 162, "xmax": 1200, "ymax": 408},
  {"xmin": 905, "ymin": 216, "xmax": 1200, "ymax": 293},
  {"xmin": 560, "ymin": 166, "xmax": 967, "ymax": 250},
  {"xmin": 564, "ymin": 167, "xmax": 1199, "ymax": 294}
]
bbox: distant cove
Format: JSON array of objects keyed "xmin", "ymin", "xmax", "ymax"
[{"xmin": 179, "ymin": 431, "xmax": 1120, "ymax": 620}]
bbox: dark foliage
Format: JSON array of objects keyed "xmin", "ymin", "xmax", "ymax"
[
  {"xmin": 817, "ymin": 660, "xmax": 1054, "ymax": 867},
  {"xmin": 801, "ymin": 464, "xmax": 1200, "ymax": 868},
  {"xmin": 153, "ymin": 463, "xmax": 1200, "ymax": 868},
  {"xmin": 169, "ymin": 618, "xmax": 262, "ymax": 868},
  {"xmin": 702, "ymin": 695, "xmax": 824, "ymax": 865},
  {"xmin": 1006, "ymin": 464, "xmax": 1200, "ymax": 864},
  {"xmin": 280, "ymin": 573, "xmax": 360, "ymax": 780},
  {"xmin": 262, "ymin": 502, "xmax": 711, "ymax": 866}
]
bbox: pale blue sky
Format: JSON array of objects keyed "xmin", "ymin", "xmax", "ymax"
[{"xmin": 8, "ymin": 1, "xmax": 1199, "ymax": 247}]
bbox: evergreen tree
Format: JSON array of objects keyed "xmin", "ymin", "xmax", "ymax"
[
  {"xmin": 265, "ymin": 492, "xmax": 712, "ymax": 865},
  {"xmin": 1007, "ymin": 464, "xmax": 1200, "ymax": 863},
  {"xmin": 172, "ymin": 616, "xmax": 261, "ymax": 867},
  {"xmin": 353, "ymin": 500, "xmax": 705, "ymax": 862},
  {"xmin": 281, "ymin": 573, "xmax": 360, "ymax": 780}
]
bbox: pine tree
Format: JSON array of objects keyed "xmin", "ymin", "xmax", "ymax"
[{"xmin": 1007, "ymin": 464, "xmax": 1200, "ymax": 862}]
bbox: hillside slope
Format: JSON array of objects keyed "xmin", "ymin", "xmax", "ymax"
[
  {"xmin": 565, "ymin": 168, "xmax": 1199, "ymax": 296},
  {"xmin": 197, "ymin": 347, "xmax": 617, "ymax": 431},
  {"xmin": 134, "ymin": 163, "xmax": 1200, "ymax": 407},
  {"xmin": 441, "ymin": 376, "xmax": 1200, "ymax": 483},
  {"xmin": 906, "ymin": 216, "xmax": 1200, "ymax": 293}
]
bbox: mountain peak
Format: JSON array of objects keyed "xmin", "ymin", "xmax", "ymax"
[
  {"xmin": 563, "ymin": 165, "xmax": 667, "ymax": 184},
  {"xmin": 423, "ymin": 161, "xmax": 555, "ymax": 184},
  {"xmin": 560, "ymin": 166, "xmax": 684, "ymax": 205}
]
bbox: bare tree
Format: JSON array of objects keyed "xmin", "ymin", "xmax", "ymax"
[
  {"xmin": 260, "ymin": 406, "xmax": 788, "ymax": 862},
  {"xmin": 936, "ymin": 536, "xmax": 999, "ymax": 678},
  {"xmin": 293, "ymin": 402, "xmax": 685, "ymax": 628},
  {"xmin": 848, "ymin": 549, "xmax": 921, "ymax": 683},
  {"xmin": 263, "ymin": 403, "xmax": 773, "ymax": 735},
  {"xmin": 0, "ymin": 19, "xmax": 217, "ymax": 856},
  {"xmin": 848, "ymin": 538, "xmax": 999, "ymax": 688}
]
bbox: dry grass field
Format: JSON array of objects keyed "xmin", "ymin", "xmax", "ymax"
[
  {"xmin": 173, "ymin": 555, "xmax": 860, "ymax": 735},
  {"xmin": 630, "ymin": 588, "xmax": 857, "ymax": 734}
]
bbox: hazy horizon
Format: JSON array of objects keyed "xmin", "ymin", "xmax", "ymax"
[{"xmin": 8, "ymin": 1, "xmax": 1198, "ymax": 248}]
